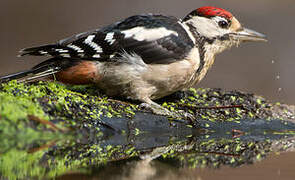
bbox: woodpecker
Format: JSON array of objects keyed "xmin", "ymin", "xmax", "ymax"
[{"xmin": 0, "ymin": 6, "xmax": 267, "ymax": 116}]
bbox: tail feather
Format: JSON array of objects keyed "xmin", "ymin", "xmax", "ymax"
[
  {"xmin": 19, "ymin": 44, "xmax": 64, "ymax": 57},
  {"xmin": 0, "ymin": 63, "xmax": 60, "ymax": 83},
  {"xmin": 0, "ymin": 70, "xmax": 35, "ymax": 83},
  {"xmin": 0, "ymin": 58, "xmax": 68, "ymax": 83},
  {"xmin": 21, "ymin": 67, "xmax": 60, "ymax": 82},
  {"xmin": 0, "ymin": 58, "xmax": 99, "ymax": 85}
]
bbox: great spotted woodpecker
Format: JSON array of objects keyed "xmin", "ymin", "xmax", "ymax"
[{"xmin": 0, "ymin": 6, "xmax": 267, "ymax": 116}]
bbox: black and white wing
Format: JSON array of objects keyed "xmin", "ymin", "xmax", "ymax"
[{"xmin": 20, "ymin": 14, "xmax": 195, "ymax": 64}]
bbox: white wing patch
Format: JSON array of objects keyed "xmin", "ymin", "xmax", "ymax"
[
  {"xmin": 105, "ymin": 32, "xmax": 116, "ymax": 45},
  {"xmin": 122, "ymin": 27, "xmax": 178, "ymax": 41},
  {"xmin": 60, "ymin": 54, "xmax": 71, "ymax": 58},
  {"xmin": 39, "ymin": 50, "xmax": 48, "ymax": 55},
  {"xmin": 93, "ymin": 54, "xmax": 101, "ymax": 58},
  {"xmin": 55, "ymin": 49, "xmax": 69, "ymax": 53},
  {"xmin": 84, "ymin": 35, "xmax": 103, "ymax": 53},
  {"xmin": 67, "ymin": 44, "xmax": 84, "ymax": 53}
]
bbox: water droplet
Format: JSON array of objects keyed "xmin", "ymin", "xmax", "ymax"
[
  {"xmin": 276, "ymin": 75, "xmax": 280, "ymax": 80},
  {"xmin": 278, "ymin": 88, "xmax": 282, "ymax": 92},
  {"xmin": 271, "ymin": 60, "xmax": 275, "ymax": 64}
]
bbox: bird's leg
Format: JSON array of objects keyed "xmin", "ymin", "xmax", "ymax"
[
  {"xmin": 140, "ymin": 98, "xmax": 196, "ymax": 123},
  {"xmin": 140, "ymin": 98, "xmax": 172, "ymax": 116}
]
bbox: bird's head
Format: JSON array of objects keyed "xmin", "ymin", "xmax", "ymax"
[{"xmin": 182, "ymin": 6, "xmax": 267, "ymax": 53}]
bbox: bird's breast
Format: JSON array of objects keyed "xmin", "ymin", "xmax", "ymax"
[{"xmin": 142, "ymin": 48, "xmax": 201, "ymax": 98}]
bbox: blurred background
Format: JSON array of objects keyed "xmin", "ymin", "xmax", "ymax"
[{"xmin": 0, "ymin": 0, "xmax": 294, "ymax": 104}]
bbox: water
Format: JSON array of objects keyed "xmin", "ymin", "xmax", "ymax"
[
  {"xmin": 56, "ymin": 152, "xmax": 295, "ymax": 180},
  {"xmin": 2, "ymin": 116, "xmax": 295, "ymax": 180}
]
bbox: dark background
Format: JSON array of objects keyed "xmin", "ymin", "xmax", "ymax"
[{"xmin": 0, "ymin": 0, "xmax": 294, "ymax": 104}]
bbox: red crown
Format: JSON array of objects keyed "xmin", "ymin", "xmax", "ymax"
[{"xmin": 196, "ymin": 6, "xmax": 233, "ymax": 20}]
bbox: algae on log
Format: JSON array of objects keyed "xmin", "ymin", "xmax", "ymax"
[{"xmin": 1, "ymin": 80, "xmax": 295, "ymax": 179}]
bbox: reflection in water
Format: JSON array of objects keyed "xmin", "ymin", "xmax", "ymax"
[
  {"xmin": 50, "ymin": 118, "xmax": 295, "ymax": 179},
  {"xmin": 57, "ymin": 152, "xmax": 295, "ymax": 180},
  {"xmin": 2, "ymin": 117, "xmax": 295, "ymax": 180},
  {"xmin": 58, "ymin": 159, "xmax": 189, "ymax": 180},
  {"xmin": 278, "ymin": 87, "xmax": 282, "ymax": 92},
  {"xmin": 1, "ymin": 82, "xmax": 295, "ymax": 179}
]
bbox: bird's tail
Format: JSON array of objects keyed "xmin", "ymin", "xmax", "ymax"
[
  {"xmin": 2, "ymin": 44, "xmax": 77, "ymax": 83},
  {"xmin": 0, "ymin": 58, "xmax": 100, "ymax": 85},
  {"xmin": 19, "ymin": 44, "xmax": 63, "ymax": 57},
  {"xmin": 0, "ymin": 58, "xmax": 64, "ymax": 83}
]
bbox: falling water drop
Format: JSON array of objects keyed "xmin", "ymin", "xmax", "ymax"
[
  {"xmin": 276, "ymin": 75, "xmax": 280, "ymax": 80},
  {"xmin": 278, "ymin": 88, "xmax": 282, "ymax": 92}
]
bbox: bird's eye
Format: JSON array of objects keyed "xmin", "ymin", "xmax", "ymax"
[{"xmin": 218, "ymin": 20, "xmax": 229, "ymax": 29}]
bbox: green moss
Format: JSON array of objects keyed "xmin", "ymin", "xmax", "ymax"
[
  {"xmin": 0, "ymin": 150, "xmax": 45, "ymax": 180},
  {"xmin": 0, "ymin": 86, "xmax": 47, "ymax": 121},
  {"xmin": 1, "ymin": 81, "xmax": 294, "ymax": 179},
  {"xmin": 159, "ymin": 138, "xmax": 272, "ymax": 169}
]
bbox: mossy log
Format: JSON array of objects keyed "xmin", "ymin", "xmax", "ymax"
[{"xmin": 1, "ymin": 80, "xmax": 295, "ymax": 179}]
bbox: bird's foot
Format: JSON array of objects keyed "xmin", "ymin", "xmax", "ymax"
[
  {"xmin": 139, "ymin": 102, "xmax": 171, "ymax": 116},
  {"xmin": 139, "ymin": 102, "xmax": 197, "ymax": 126}
]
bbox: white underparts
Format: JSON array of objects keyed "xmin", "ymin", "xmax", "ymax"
[{"xmin": 117, "ymin": 51, "xmax": 147, "ymax": 67}]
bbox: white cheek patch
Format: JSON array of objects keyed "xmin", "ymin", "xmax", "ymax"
[
  {"xmin": 121, "ymin": 27, "xmax": 178, "ymax": 41},
  {"xmin": 187, "ymin": 16, "xmax": 229, "ymax": 38}
]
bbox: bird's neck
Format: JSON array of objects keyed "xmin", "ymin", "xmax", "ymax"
[{"xmin": 188, "ymin": 40, "xmax": 232, "ymax": 87}]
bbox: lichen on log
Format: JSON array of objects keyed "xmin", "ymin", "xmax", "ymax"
[{"xmin": 1, "ymin": 80, "xmax": 295, "ymax": 179}]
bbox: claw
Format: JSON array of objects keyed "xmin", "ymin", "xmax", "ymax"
[
  {"xmin": 139, "ymin": 102, "xmax": 171, "ymax": 116},
  {"xmin": 139, "ymin": 100, "xmax": 198, "ymax": 127}
]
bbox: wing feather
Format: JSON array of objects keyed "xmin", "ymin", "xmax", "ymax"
[{"xmin": 20, "ymin": 14, "xmax": 195, "ymax": 64}]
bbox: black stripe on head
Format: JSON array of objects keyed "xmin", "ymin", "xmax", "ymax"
[
  {"xmin": 185, "ymin": 23, "xmax": 229, "ymax": 76},
  {"xmin": 186, "ymin": 22, "xmax": 230, "ymax": 45}
]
